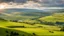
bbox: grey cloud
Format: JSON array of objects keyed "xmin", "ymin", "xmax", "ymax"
[{"xmin": 0, "ymin": 0, "xmax": 64, "ymax": 7}]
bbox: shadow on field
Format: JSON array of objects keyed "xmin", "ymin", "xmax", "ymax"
[
  {"xmin": 7, "ymin": 26, "xmax": 26, "ymax": 28},
  {"xmin": 0, "ymin": 27, "xmax": 34, "ymax": 36}
]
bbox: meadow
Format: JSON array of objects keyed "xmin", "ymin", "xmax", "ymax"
[
  {"xmin": 0, "ymin": 20, "xmax": 64, "ymax": 36},
  {"xmin": 0, "ymin": 9, "xmax": 64, "ymax": 36}
]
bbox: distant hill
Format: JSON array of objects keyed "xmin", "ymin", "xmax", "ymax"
[
  {"xmin": 39, "ymin": 13, "xmax": 64, "ymax": 25},
  {"xmin": 0, "ymin": 8, "xmax": 64, "ymax": 21},
  {"xmin": 0, "ymin": 8, "xmax": 52, "ymax": 20},
  {"xmin": 4, "ymin": 8, "xmax": 44, "ymax": 13}
]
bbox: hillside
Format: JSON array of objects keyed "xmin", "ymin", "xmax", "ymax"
[
  {"xmin": 39, "ymin": 13, "xmax": 64, "ymax": 25},
  {"xmin": 0, "ymin": 9, "xmax": 64, "ymax": 36},
  {"xmin": 0, "ymin": 21, "xmax": 64, "ymax": 36},
  {"xmin": 0, "ymin": 8, "xmax": 53, "ymax": 20},
  {"xmin": 0, "ymin": 13, "xmax": 64, "ymax": 36}
]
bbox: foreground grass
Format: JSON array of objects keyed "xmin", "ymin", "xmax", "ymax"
[
  {"xmin": 0, "ymin": 21, "xmax": 64, "ymax": 36},
  {"xmin": 0, "ymin": 27, "xmax": 33, "ymax": 36}
]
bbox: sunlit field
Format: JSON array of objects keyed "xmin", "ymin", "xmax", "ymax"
[{"xmin": 0, "ymin": 20, "xmax": 64, "ymax": 36}]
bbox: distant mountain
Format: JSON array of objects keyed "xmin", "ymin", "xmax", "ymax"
[
  {"xmin": 4, "ymin": 8, "xmax": 44, "ymax": 13},
  {"xmin": 4, "ymin": 8, "xmax": 64, "ymax": 13}
]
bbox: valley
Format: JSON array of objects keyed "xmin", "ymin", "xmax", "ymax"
[{"xmin": 0, "ymin": 8, "xmax": 64, "ymax": 36}]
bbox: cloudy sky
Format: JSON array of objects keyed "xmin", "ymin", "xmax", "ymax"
[
  {"xmin": 0, "ymin": 0, "xmax": 64, "ymax": 7},
  {"xmin": 0, "ymin": 0, "xmax": 64, "ymax": 10}
]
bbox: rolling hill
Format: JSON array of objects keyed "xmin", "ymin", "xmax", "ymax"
[
  {"xmin": 0, "ymin": 8, "xmax": 64, "ymax": 36},
  {"xmin": 0, "ymin": 8, "xmax": 53, "ymax": 20},
  {"xmin": 39, "ymin": 13, "xmax": 64, "ymax": 25}
]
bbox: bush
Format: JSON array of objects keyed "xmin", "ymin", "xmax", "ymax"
[
  {"xmin": 49, "ymin": 31, "xmax": 54, "ymax": 33},
  {"xmin": 33, "ymin": 33, "xmax": 36, "ymax": 36},
  {"xmin": 60, "ymin": 27, "xmax": 64, "ymax": 31},
  {"xmin": 0, "ymin": 18, "xmax": 7, "ymax": 21}
]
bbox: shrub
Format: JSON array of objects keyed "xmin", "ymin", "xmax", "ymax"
[
  {"xmin": 49, "ymin": 31, "xmax": 54, "ymax": 33},
  {"xmin": 60, "ymin": 27, "xmax": 64, "ymax": 31}
]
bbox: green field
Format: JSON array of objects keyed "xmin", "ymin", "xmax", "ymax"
[
  {"xmin": 0, "ymin": 21, "xmax": 64, "ymax": 36},
  {"xmin": 0, "ymin": 9, "xmax": 64, "ymax": 36}
]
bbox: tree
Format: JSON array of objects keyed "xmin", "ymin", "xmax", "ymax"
[
  {"xmin": 56, "ymin": 21, "xmax": 64, "ymax": 25},
  {"xmin": 49, "ymin": 31, "xmax": 54, "ymax": 33},
  {"xmin": 33, "ymin": 33, "xmax": 36, "ymax": 36},
  {"xmin": 10, "ymin": 31, "xmax": 19, "ymax": 36},
  {"xmin": 6, "ymin": 30, "xmax": 8, "ymax": 33},
  {"xmin": 60, "ymin": 26, "xmax": 64, "ymax": 31},
  {"xmin": 0, "ymin": 18, "xmax": 7, "ymax": 21}
]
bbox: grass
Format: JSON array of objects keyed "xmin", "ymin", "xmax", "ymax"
[
  {"xmin": 39, "ymin": 13, "xmax": 64, "ymax": 22},
  {"xmin": 14, "ymin": 28, "xmax": 64, "ymax": 36},
  {"xmin": 0, "ymin": 27, "xmax": 33, "ymax": 36},
  {"xmin": 0, "ymin": 8, "xmax": 64, "ymax": 36},
  {"xmin": 0, "ymin": 21, "xmax": 64, "ymax": 36},
  {"xmin": 0, "ymin": 13, "xmax": 64, "ymax": 36}
]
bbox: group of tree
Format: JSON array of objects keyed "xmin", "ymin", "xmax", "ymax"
[
  {"xmin": 6, "ymin": 30, "xmax": 37, "ymax": 36},
  {"xmin": 56, "ymin": 21, "xmax": 64, "ymax": 25},
  {"xmin": 6, "ymin": 30, "xmax": 19, "ymax": 36},
  {"xmin": 49, "ymin": 31, "xmax": 54, "ymax": 33},
  {"xmin": 37, "ymin": 20, "xmax": 55, "ymax": 25},
  {"xmin": 60, "ymin": 26, "xmax": 64, "ymax": 31},
  {"xmin": 0, "ymin": 18, "xmax": 7, "ymax": 21}
]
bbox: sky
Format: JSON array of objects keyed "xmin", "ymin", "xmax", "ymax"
[
  {"xmin": 0, "ymin": 0, "xmax": 64, "ymax": 7},
  {"xmin": 0, "ymin": 0, "xmax": 64, "ymax": 10}
]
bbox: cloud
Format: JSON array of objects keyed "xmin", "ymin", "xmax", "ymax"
[
  {"xmin": 39, "ymin": 0, "xmax": 64, "ymax": 7},
  {"xmin": 0, "ymin": 1, "xmax": 42, "ymax": 9},
  {"xmin": 1, "ymin": 0, "xmax": 64, "ymax": 7},
  {"xmin": 0, "ymin": 0, "xmax": 64, "ymax": 10}
]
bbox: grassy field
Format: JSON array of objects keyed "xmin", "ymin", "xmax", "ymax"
[
  {"xmin": 39, "ymin": 13, "xmax": 64, "ymax": 22},
  {"xmin": 0, "ymin": 7, "xmax": 64, "ymax": 36},
  {"xmin": 0, "ymin": 12, "xmax": 64, "ymax": 36},
  {"xmin": 0, "ymin": 21, "xmax": 64, "ymax": 36}
]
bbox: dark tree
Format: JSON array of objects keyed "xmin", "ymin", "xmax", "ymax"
[
  {"xmin": 49, "ymin": 31, "xmax": 54, "ymax": 33},
  {"xmin": 56, "ymin": 21, "xmax": 64, "ymax": 25},
  {"xmin": 33, "ymin": 33, "xmax": 36, "ymax": 36},
  {"xmin": 13, "ymin": 32, "xmax": 19, "ymax": 36},
  {"xmin": 0, "ymin": 18, "xmax": 7, "ymax": 21},
  {"xmin": 60, "ymin": 27, "xmax": 64, "ymax": 31},
  {"xmin": 6, "ymin": 30, "xmax": 8, "ymax": 33},
  {"xmin": 6, "ymin": 35, "xmax": 9, "ymax": 36},
  {"xmin": 10, "ymin": 31, "xmax": 19, "ymax": 36},
  {"xmin": 22, "ymin": 34, "xmax": 25, "ymax": 36},
  {"xmin": 10, "ymin": 31, "xmax": 14, "ymax": 36}
]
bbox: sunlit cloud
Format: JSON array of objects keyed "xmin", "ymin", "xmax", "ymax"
[
  {"xmin": 0, "ymin": 0, "xmax": 64, "ymax": 10},
  {"xmin": 0, "ymin": 5, "xmax": 5, "ymax": 9}
]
